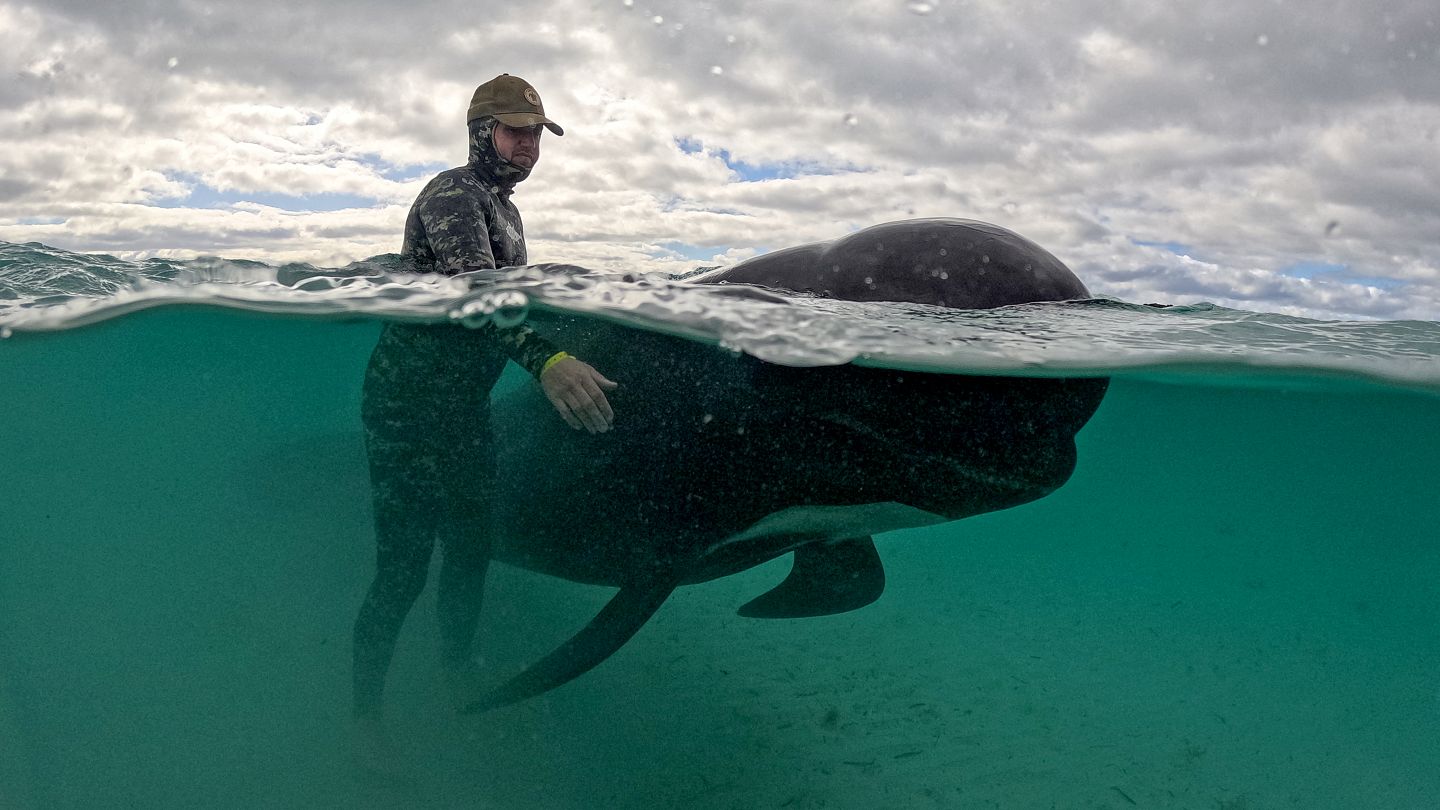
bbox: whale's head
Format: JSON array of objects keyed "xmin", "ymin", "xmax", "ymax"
[
  {"xmin": 720, "ymin": 217, "xmax": 1092, "ymax": 309},
  {"xmin": 747, "ymin": 360, "xmax": 1107, "ymax": 521},
  {"xmin": 715, "ymin": 218, "xmax": 1105, "ymax": 521}
]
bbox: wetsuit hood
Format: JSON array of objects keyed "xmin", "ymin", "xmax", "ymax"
[{"xmin": 467, "ymin": 116, "xmax": 531, "ymax": 195}]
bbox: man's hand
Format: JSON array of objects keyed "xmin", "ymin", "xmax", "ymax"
[{"xmin": 540, "ymin": 357, "xmax": 619, "ymax": 433}]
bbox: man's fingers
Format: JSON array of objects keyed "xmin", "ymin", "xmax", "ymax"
[
  {"xmin": 579, "ymin": 396, "xmax": 608, "ymax": 433},
  {"xmin": 557, "ymin": 407, "xmax": 583, "ymax": 431},
  {"xmin": 580, "ymin": 379, "xmax": 615, "ymax": 423},
  {"xmin": 548, "ymin": 391, "xmax": 584, "ymax": 430},
  {"xmin": 557, "ymin": 391, "xmax": 589, "ymax": 430},
  {"xmin": 562, "ymin": 390, "xmax": 606, "ymax": 433},
  {"xmin": 543, "ymin": 362, "xmax": 619, "ymax": 433}
]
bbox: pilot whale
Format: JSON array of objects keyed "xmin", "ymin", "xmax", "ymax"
[{"xmin": 466, "ymin": 218, "xmax": 1108, "ymax": 712}]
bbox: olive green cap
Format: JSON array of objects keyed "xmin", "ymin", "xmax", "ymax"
[{"xmin": 466, "ymin": 74, "xmax": 564, "ymax": 136}]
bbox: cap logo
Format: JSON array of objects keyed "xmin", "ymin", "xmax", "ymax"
[{"xmin": 523, "ymin": 88, "xmax": 540, "ymax": 106}]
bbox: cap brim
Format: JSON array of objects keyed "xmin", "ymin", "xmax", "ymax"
[{"xmin": 494, "ymin": 112, "xmax": 564, "ymax": 136}]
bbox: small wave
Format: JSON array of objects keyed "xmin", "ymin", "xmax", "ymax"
[{"xmin": 3, "ymin": 240, "xmax": 1439, "ymax": 394}]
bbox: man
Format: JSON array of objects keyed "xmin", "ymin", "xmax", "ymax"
[{"xmin": 352, "ymin": 73, "xmax": 616, "ymax": 771}]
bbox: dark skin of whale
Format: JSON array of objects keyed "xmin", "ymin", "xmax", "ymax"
[{"xmin": 466, "ymin": 218, "xmax": 1109, "ymax": 712}]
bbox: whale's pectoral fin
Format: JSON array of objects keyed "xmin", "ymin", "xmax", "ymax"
[
  {"xmin": 462, "ymin": 574, "xmax": 680, "ymax": 714},
  {"xmin": 737, "ymin": 536, "xmax": 885, "ymax": 619}
]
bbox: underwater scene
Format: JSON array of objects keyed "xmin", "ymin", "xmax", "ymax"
[{"xmin": 2, "ymin": 237, "xmax": 1439, "ymax": 809}]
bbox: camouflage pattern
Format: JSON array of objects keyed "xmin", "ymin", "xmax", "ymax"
[
  {"xmin": 391, "ymin": 115, "xmax": 557, "ymax": 377},
  {"xmin": 352, "ymin": 115, "xmax": 560, "ymax": 718}
]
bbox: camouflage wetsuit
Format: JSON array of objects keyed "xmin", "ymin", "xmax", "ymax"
[{"xmin": 353, "ymin": 117, "xmax": 561, "ymax": 718}]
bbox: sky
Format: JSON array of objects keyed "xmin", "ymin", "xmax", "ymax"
[{"xmin": 2, "ymin": 0, "xmax": 1438, "ymax": 321}]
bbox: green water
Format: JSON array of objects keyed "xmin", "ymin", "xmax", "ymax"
[{"xmin": 2, "ymin": 307, "xmax": 1438, "ymax": 809}]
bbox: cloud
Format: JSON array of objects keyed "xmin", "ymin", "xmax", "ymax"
[{"xmin": 1, "ymin": 0, "xmax": 1438, "ymax": 320}]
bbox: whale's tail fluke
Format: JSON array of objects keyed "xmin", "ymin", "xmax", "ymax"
[{"xmin": 462, "ymin": 573, "xmax": 680, "ymax": 714}]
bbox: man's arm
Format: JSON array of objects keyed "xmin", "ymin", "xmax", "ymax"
[
  {"xmin": 416, "ymin": 178, "xmax": 618, "ymax": 433},
  {"xmin": 413, "ymin": 178, "xmax": 560, "ymax": 369},
  {"xmin": 491, "ymin": 325, "xmax": 619, "ymax": 433}
]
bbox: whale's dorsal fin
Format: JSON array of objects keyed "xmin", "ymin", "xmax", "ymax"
[{"xmin": 737, "ymin": 537, "xmax": 885, "ymax": 619}]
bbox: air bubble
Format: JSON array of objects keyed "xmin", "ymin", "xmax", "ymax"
[
  {"xmin": 905, "ymin": 1, "xmax": 935, "ymax": 15},
  {"xmin": 652, "ymin": 15, "xmax": 663, "ymax": 25},
  {"xmin": 1256, "ymin": 34, "xmax": 1269, "ymax": 46},
  {"xmin": 492, "ymin": 300, "xmax": 529, "ymax": 328},
  {"xmin": 452, "ymin": 291, "xmax": 530, "ymax": 329},
  {"xmin": 710, "ymin": 65, "xmax": 724, "ymax": 75},
  {"xmin": 166, "ymin": 57, "xmax": 179, "ymax": 69}
]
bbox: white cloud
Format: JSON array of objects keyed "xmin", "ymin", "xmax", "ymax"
[{"xmin": 1, "ymin": 0, "xmax": 1438, "ymax": 320}]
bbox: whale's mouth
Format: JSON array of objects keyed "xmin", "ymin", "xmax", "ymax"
[
  {"xmin": 773, "ymin": 385, "xmax": 1093, "ymax": 524},
  {"xmin": 747, "ymin": 360, "xmax": 1106, "ymax": 521}
]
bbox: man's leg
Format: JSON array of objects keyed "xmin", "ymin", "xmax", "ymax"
[
  {"xmin": 353, "ymin": 324, "xmax": 455, "ymax": 721},
  {"xmin": 349, "ymin": 434, "xmax": 446, "ymax": 779},
  {"xmin": 349, "ymin": 466, "xmax": 434, "ymax": 717},
  {"xmin": 435, "ymin": 420, "xmax": 498, "ymax": 705}
]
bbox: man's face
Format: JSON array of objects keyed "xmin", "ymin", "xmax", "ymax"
[{"xmin": 493, "ymin": 123, "xmax": 543, "ymax": 169}]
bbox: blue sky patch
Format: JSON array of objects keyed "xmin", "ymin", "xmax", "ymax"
[
  {"xmin": 657, "ymin": 194, "xmax": 750, "ymax": 217},
  {"xmin": 1280, "ymin": 261, "xmax": 1403, "ymax": 290},
  {"xmin": 152, "ymin": 156, "xmax": 443, "ymax": 213},
  {"xmin": 657, "ymin": 241, "xmax": 723, "ymax": 261},
  {"xmin": 156, "ymin": 173, "xmax": 379, "ymax": 211},
  {"xmin": 357, "ymin": 154, "xmax": 450, "ymax": 183},
  {"xmin": 675, "ymin": 137, "xmax": 858, "ymax": 182},
  {"xmin": 1132, "ymin": 239, "xmax": 1193, "ymax": 256},
  {"xmin": 1279, "ymin": 261, "xmax": 1348, "ymax": 279},
  {"xmin": 722, "ymin": 151, "xmax": 792, "ymax": 182},
  {"xmin": 1340, "ymin": 276, "xmax": 1405, "ymax": 291}
]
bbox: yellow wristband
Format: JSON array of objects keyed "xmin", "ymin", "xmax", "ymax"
[{"xmin": 539, "ymin": 351, "xmax": 572, "ymax": 377}]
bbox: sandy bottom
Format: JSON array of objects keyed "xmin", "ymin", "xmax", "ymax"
[{"xmin": 5, "ymin": 489, "xmax": 1437, "ymax": 810}]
